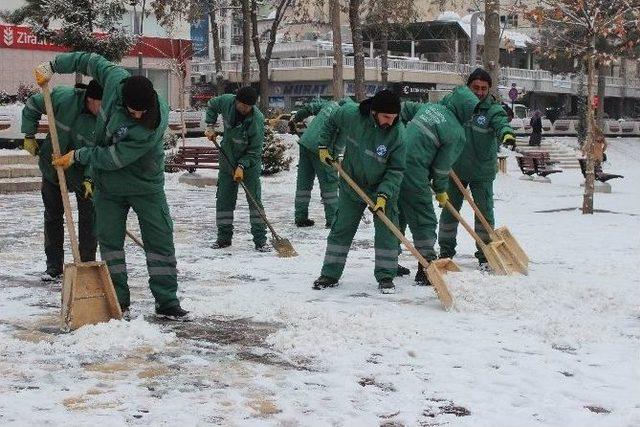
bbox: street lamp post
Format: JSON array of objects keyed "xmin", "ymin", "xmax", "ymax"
[{"xmin": 130, "ymin": 0, "xmax": 146, "ymax": 75}]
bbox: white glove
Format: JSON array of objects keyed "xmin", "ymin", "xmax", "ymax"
[{"xmin": 34, "ymin": 62, "xmax": 54, "ymax": 86}]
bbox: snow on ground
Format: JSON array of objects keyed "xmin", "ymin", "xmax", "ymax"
[{"xmin": 0, "ymin": 135, "xmax": 639, "ymax": 426}]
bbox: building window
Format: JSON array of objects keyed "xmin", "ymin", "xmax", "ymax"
[{"xmin": 500, "ymin": 14, "xmax": 518, "ymax": 28}]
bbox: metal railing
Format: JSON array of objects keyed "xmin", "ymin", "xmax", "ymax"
[{"xmin": 191, "ymin": 57, "xmax": 640, "ymax": 97}]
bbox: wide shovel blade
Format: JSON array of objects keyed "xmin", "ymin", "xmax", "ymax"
[
  {"xmin": 483, "ymin": 241, "xmax": 527, "ymax": 276},
  {"xmin": 271, "ymin": 236, "xmax": 298, "ymax": 258},
  {"xmin": 61, "ymin": 261, "xmax": 122, "ymax": 331},
  {"xmin": 425, "ymin": 258, "xmax": 460, "ymax": 311},
  {"xmin": 492, "ymin": 226, "xmax": 529, "ymax": 273}
]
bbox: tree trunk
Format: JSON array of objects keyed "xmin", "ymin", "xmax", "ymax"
[
  {"xmin": 582, "ymin": 56, "xmax": 596, "ymax": 215},
  {"xmin": 258, "ymin": 59, "xmax": 269, "ymax": 113},
  {"xmin": 208, "ymin": 10, "xmax": 225, "ymax": 96},
  {"xmin": 349, "ymin": 0, "xmax": 366, "ymax": 101},
  {"xmin": 483, "ymin": 0, "xmax": 501, "ymax": 98},
  {"xmin": 330, "ymin": 0, "xmax": 344, "ymax": 99},
  {"xmin": 596, "ymin": 63, "xmax": 606, "ymax": 127},
  {"xmin": 380, "ymin": 25, "xmax": 389, "ymax": 85},
  {"xmin": 241, "ymin": 0, "xmax": 252, "ymax": 86}
]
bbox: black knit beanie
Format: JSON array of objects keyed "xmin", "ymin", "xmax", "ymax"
[
  {"xmin": 467, "ymin": 68, "xmax": 492, "ymax": 87},
  {"xmin": 85, "ymin": 79, "xmax": 103, "ymax": 100},
  {"xmin": 370, "ymin": 89, "xmax": 401, "ymax": 114},
  {"xmin": 122, "ymin": 75, "xmax": 155, "ymax": 111},
  {"xmin": 236, "ymin": 86, "xmax": 258, "ymax": 105}
]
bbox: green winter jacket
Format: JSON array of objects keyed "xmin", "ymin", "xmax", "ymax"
[
  {"xmin": 293, "ymin": 99, "xmax": 341, "ymax": 153},
  {"xmin": 448, "ymin": 93, "xmax": 514, "ymax": 182},
  {"xmin": 52, "ymin": 52, "xmax": 169, "ymax": 196},
  {"xmin": 318, "ymin": 100, "xmax": 406, "ymax": 201},
  {"xmin": 400, "ymin": 101, "xmax": 423, "ymax": 124},
  {"xmin": 404, "ymin": 86, "xmax": 480, "ymax": 193},
  {"xmin": 21, "ymin": 86, "xmax": 95, "ymax": 191},
  {"xmin": 205, "ymin": 94, "xmax": 264, "ymax": 172}
]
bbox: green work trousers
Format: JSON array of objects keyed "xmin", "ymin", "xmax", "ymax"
[
  {"xmin": 438, "ymin": 177, "xmax": 494, "ymax": 263},
  {"xmin": 93, "ymin": 190, "xmax": 179, "ymax": 311},
  {"xmin": 321, "ymin": 189, "xmax": 399, "ymax": 282},
  {"xmin": 295, "ymin": 146, "xmax": 339, "ymax": 226},
  {"xmin": 215, "ymin": 163, "xmax": 267, "ymax": 246},
  {"xmin": 398, "ymin": 169, "xmax": 438, "ymax": 262}
]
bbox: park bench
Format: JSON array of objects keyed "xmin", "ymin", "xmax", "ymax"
[
  {"xmin": 528, "ymin": 151, "xmax": 562, "ymax": 177},
  {"xmin": 165, "ymin": 146, "xmax": 219, "ymax": 173},
  {"xmin": 516, "ymin": 156, "xmax": 536, "ymax": 177},
  {"xmin": 578, "ymin": 158, "xmax": 623, "ymax": 183}
]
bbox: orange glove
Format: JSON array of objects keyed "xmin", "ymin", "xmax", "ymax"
[
  {"xmin": 233, "ymin": 166, "xmax": 244, "ymax": 182},
  {"xmin": 52, "ymin": 150, "xmax": 75, "ymax": 169},
  {"xmin": 204, "ymin": 126, "xmax": 217, "ymax": 141}
]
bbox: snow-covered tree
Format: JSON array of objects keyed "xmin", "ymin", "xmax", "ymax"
[
  {"xmin": 576, "ymin": 67, "xmax": 587, "ymax": 147},
  {"xmin": 1, "ymin": 0, "xmax": 135, "ymax": 62},
  {"xmin": 527, "ymin": 0, "xmax": 640, "ymax": 214},
  {"xmin": 250, "ymin": 0, "xmax": 296, "ymax": 112},
  {"xmin": 262, "ymin": 127, "xmax": 293, "ymax": 175}
]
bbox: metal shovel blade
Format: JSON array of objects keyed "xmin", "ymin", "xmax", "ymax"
[
  {"xmin": 61, "ymin": 262, "xmax": 122, "ymax": 331},
  {"xmin": 271, "ymin": 237, "xmax": 298, "ymax": 258},
  {"xmin": 492, "ymin": 226, "xmax": 529, "ymax": 271}
]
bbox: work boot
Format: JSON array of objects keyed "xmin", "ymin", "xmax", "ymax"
[
  {"xmin": 478, "ymin": 262, "xmax": 491, "ymax": 273},
  {"xmin": 211, "ymin": 240, "xmax": 231, "ymax": 249},
  {"xmin": 155, "ymin": 304, "xmax": 191, "ymax": 321},
  {"xmin": 378, "ymin": 278, "xmax": 396, "ymax": 294},
  {"xmin": 396, "ymin": 264, "xmax": 410, "ymax": 277},
  {"xmin": 41, "ymin": 268, "xmax": 62, "ymax": 283},
  {"xmin": 295, "ymin": 218, "xmax": 315, "ymax": 227},
  {"xmin": 312, "ymin": 275, "xmax": 338, "ymax": 290},
  {"xmin": 414, "ymin": 264, "xmax": 431, "ymax": 286},
  {"xmin": 255, "ymin": 243, "xmax": 271, "ymax": 252}
]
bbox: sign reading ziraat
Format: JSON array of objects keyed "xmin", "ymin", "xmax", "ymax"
[{"xmin": 0, "ymin": 24, "xmax": 193, "ymax": 60}]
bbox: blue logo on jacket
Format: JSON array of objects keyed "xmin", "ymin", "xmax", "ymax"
[
  {"xmin": 476, "ymin": 115, "xmax": 487, "ymax": 126},
  {"xmin": 113, "ymin": 125, "xmax": 128, "ymax": 143},
  {"xmin": 376, "ymin": 145, "xmax": 388, "ymax": 157}
]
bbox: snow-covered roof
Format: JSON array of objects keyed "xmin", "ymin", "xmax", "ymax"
[{"xmin": 437, "ymin": 11, "xmax": 533, "ymax": 49}]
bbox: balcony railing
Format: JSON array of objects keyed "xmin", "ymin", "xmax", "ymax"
[{"xmin": 191, "ymin": 57, "xmax": 640, "ymax": 97}]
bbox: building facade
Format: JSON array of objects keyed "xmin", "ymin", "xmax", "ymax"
[{"xmin": 0, "ymin": 1, "xmax": 192, "ymax": 108}]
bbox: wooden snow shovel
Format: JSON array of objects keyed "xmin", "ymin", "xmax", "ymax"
[
  {"xmin": 41, "ymin": 83, "xmax": 122, "ymax": 331},
  {"xmin": 331, "ymin": 160, "xmax": 458, "ymax": 311},
  {"xmin": 442, "ymin": 198, "xmax": 524, "ymax": 276},
  {"xmin": 449, "ymin": 171, "xmax": 529, "ymax": 274},
  {"xmin": 210, "ymin": 138, "xmax": 297, "ymax": 258}
]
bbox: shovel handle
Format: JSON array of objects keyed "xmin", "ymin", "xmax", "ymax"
[
  {"xmin": 209, "ymin": 137, "xmax": 281, "ymax": 240},
  {"xmin": 331, "ymin": 161, "xmax": 432, "ymax": 270},
  {"xmin": 42, "ymin": 83, "xmax": 81, "ymax": 263},
  {"xmin": 449, "ymin": 171, "xmax": 495, "ymax": 236},
  {"xmin": 443, "ymin": 200, "xmax": 487, "ymax": 250},
  {"xmin": 126, "ymin": 230, "xmax": 144, "ymax": 248}
]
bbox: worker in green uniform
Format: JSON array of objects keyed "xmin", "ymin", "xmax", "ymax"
[
  {"xmin": 313, "ymin": 90, "xmax": 406, "ymax": 294},
  {"xmin": 21, "ymin": 80, "xmax": 102, "ymax": 282},
  {"xmin": 204, "ymin": 87, "xmax": 269, "ymax": 251},
  {"xmin": 397, "ymin": 86, "xmax": 480, "ymax": 285},
  {"xmin": 438, "ymin": 68, "xmax": 516, "ymax": 270},
  {"xmin": 39, "ymin": 52, "xmax": 189, "ymax": 321},
  {"xmin": 288, "ymin": 98, "xmax": 342, "ymax": 228}
]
